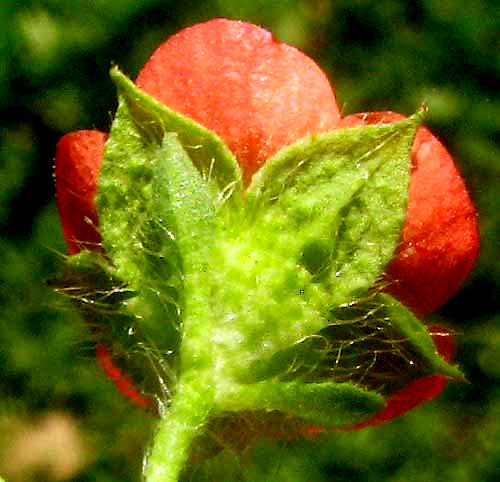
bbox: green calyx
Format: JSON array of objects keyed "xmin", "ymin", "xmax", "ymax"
[{"xmin": 64, "ymin": 68, "xmax": 462, "ymax": 481}]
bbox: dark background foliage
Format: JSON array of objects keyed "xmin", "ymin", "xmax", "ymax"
[{"xmin": 1, "ymin": 1, "xmax": 499, "ymax": 480}]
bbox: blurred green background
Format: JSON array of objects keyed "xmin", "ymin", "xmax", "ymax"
[{"xmin": 1, "ymin": 0, "xmax": 499, "ymax": 480}]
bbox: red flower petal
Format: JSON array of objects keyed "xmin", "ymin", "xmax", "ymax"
[
  {"xmin": 136, "ymin": 18, "xmax": 341, "ymax": 183},
  {"xmin": 54, "ymin": 130, "xmax": 107, "ymax": 254}
]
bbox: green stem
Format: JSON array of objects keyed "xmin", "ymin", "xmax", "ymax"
[
  {"xmin": 144, "ymin": 377, "xmax": 213, "ymax": 482},
  {"xmin": 144, "ymin": 272, "xmax": 216, "ymax": 482}
]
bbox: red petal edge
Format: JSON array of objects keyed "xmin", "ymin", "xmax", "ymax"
[{"xmin": 96, "ymin": 344, "xmax": 152, "ymax": 409}]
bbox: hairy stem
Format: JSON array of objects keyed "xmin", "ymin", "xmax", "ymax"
[{"xmin": 144, "ymin": 377, "xmax": 213, "ymax": 482}]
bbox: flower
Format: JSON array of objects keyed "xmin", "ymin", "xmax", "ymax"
[{"xmin": 54, "ymin": 19, "xmax": 478, "ymax": 431}]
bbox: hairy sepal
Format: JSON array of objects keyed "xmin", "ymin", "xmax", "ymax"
[
  {"xmin": 57, "ymin": 250, "xmax": 174, "ymax": 405},
  {"xmin": 217, "ymin": 380, "xmax": 385, "ymax": 429},
  {"xmin": 247, "ymin": 112, "xmax": 425, "ymax": 308},
  {"xmin": 110, "ymin": 68, "xmax": 243, "ymax": 212},
  {"xmin": 218, "ymin": 114, "xmax": 426, "ymax": 377},
  {"xmin": 379, "ymin": 293, "xmax": 463, "ymax": 380}
]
